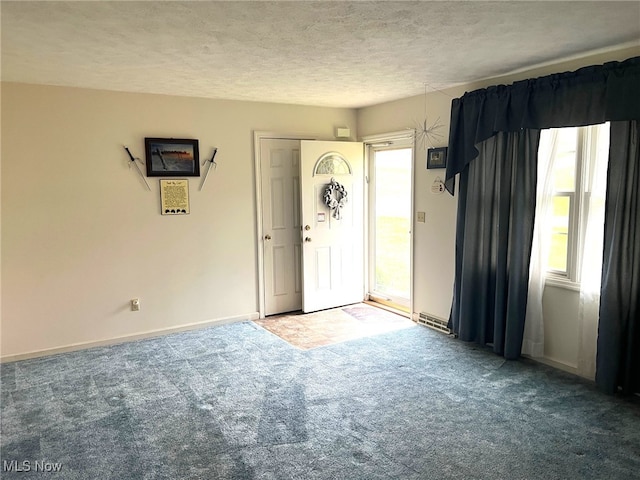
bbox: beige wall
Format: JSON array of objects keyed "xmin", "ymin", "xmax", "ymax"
[
  {"xmin": 357, "ymin": 45, "xmax": 640, "ymax": 375},
  {"xmin": 2, "ymin": 45, "xmax": 638, "ymax": 367},
  {"xmin": 1, "ymin": 83, "xmax": 356, "ymax": 358}
]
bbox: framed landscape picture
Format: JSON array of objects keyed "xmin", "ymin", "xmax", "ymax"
[{"xmin": 145, "ymin": 138, "xmax": 200, "ymax": 177}]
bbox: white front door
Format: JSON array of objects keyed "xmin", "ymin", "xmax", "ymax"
[
  {"xmin": 300, "ymin": 140, "xmax": 365, "ymax": 313},
  {"xmin": 260, "ymin": 138, "xmax": 303, "ymax": 315}
]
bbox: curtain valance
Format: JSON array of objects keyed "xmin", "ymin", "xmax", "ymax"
[{"xmin": 445, "ymin": 56, "xmax": 640, "ymax": 193}]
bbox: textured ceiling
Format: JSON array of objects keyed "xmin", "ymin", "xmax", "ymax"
[{"xmin": 2, "ymin": 1, "xmax": 639, "ymax": 108}]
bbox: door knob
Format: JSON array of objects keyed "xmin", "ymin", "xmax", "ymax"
[
  {"xmin": 265, "ymin": 234, "xmax": 272, "ymax": 240},
  {"xmin": 304, "ymin": 237, "xmax": 312, "ymax": 242}
]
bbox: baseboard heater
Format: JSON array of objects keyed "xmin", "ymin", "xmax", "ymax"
[{"xmin": 416, "ymin": 312, "xmax": 451, "ymax": 334}]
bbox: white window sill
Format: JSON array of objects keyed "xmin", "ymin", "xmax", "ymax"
[{"xmin": 544, "ymin": 275, "xmax": 580, "ymax": 292}]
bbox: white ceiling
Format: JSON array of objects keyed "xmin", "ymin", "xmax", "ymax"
[{"xmin": 2, "ymin": 1, "xmax": 639, "ymax": 108}]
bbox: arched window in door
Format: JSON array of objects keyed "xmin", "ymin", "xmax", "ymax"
[{"xmin": 313, "ymin": 152, "xmax": 352, "ymax": 176}]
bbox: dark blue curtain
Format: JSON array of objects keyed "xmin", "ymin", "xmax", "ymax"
[
  {"xmin": 449, "ymin": 130, "xmax": 540, "ymax": 359},
  {"xmin": 445, "ymin": 56, "xmax": 640, "ymax": 370},
  {"xmin": 596, "ymin": 120, "xmax": 640, "ymax": 394},
  {"xmin": 445, "ymin": 57, "xmax": 640, "ymax": 194}
]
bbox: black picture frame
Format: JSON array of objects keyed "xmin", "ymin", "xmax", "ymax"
[
  {"xmin": 427, "ymin": 147, "xmax": 448, "ymax": 170},
  {"xmin": 145, "ymin": 138, "xmax": 200, "ymax": 177}
]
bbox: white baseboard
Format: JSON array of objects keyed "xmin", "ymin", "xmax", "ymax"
[
  {"xmin": 0, "ymin": 312, "xmax": 259, "ymax": 363},
  {"xmin": 523, "ymin": 354, "xmax": 580, "ymax": 377}
]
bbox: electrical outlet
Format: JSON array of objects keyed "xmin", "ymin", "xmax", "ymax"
[
  {"xmin": 131, "ymin": 298, "xmax": 140, "ymax": 311},
  {"xmin": 417, "ymin": 211, "xmax": 426, "ymax": 223}
]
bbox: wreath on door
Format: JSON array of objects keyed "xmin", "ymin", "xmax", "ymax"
[{"xmin": 323, "ymin": 177, "xmax": 348, "ymax": 219}]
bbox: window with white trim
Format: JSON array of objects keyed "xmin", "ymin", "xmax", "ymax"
[{"xmin": 544, "ymin": 123, "xmax": 609, "ymax": 283}]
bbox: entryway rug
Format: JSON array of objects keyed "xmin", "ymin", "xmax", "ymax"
[{"xmin": 253, "ymin": 303, "xmax": 415, "ymax": 350}]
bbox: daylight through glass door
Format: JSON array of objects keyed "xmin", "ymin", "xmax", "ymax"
[{"xmin": 369, "ymin": 147, "xmax": 412, "ymax": 311}]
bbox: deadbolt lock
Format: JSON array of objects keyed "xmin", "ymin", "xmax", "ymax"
[{"xmin": 304, "ymin": 225, "xmax": 311, "ymax": 231}]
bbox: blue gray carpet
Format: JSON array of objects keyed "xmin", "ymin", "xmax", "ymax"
[{"xmin": 1, "ymin": 320, "xmax": 639, "ymax": 479}]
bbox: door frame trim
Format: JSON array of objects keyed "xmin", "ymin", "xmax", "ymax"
[{"xmin": 253, "ymin": 131, "xmax": 317, "ymax": 318}]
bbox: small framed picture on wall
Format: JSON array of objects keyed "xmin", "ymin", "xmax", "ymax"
[
  {"xmin": 427, "ymin": 147, "xmax": 448, "ymax": 169},
  {"xmin": 145, "ymin": 138, "xmax": 200, "ymax": 177}
]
